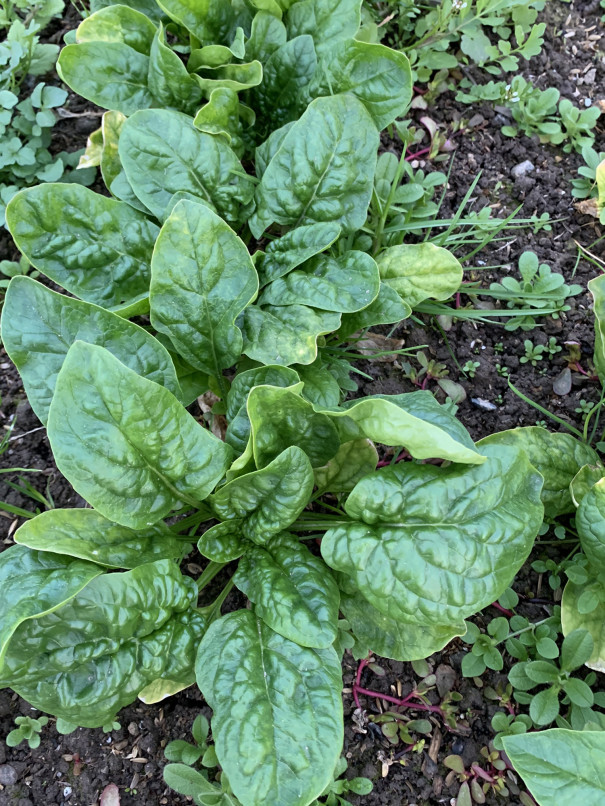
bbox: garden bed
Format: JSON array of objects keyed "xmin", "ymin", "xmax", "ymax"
[{"xmin": 0, "ymin": 0, "xmax": 604, "ymax": 804}]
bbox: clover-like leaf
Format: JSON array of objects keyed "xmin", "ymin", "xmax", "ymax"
[
  {"xmin": 150, "ymin": 200, "xmax": 258, "ymax": 376},
  {"xmin": 1, "ymin": 561, "xmax": 205, "ymax": 727},
  {"xmin": 251, "ymin": 94, "xmax": 378, "ymax": 238},
  {"xmin": 210, "ymin": 447, "xmax": 314, "ymax": 544},
  {"xmin": 479, "ymin": 427, "xmax": 600, "ymax": 517},
  {"xmin": 15, "ymin": 509, "xmax": 187, "ymax": 569},
  {"xmin": 196, "ymin": 609, "xmax": 343, "ymax": 806},
  {"xmin": 377, "ymin": 243, "xmax": 463, "ymax": 307},
  {"xmin": 0, "ymin": 545, "xmax": 102, "ymax": 669},
  {"xmin": 48, "ymin": 342, "xmax": 232, "ymax": 529},
  {"xmin": 119, "ymin": 108, "xmax": 254, "ymax": 222},
  {"xmin": 234, "ymin": 533, "xmax": 339, "ymax": 648},
  {"xmin": 259, "ymin": 251, "xmax": 380, "ymax": 313},
  {"xmin": 321, "ymin": 444, "xmax": 543, "ymax": 626},
  {"xmin": 6, "ymin": 184, "xmax": 158, "ymax": 314},
  {"xmin": 1, "ymin": 277, "xmax": 181, "ymax": 424}
]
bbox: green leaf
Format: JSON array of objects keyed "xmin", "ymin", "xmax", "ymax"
[
  {"xmin": 48, "ymin": 342, "xmax": 232, "ymax": 529},
  {"xmin": 0, "ymin": 545, "xmax": 102, "ymax": 669},
  {"xmin": 210, "ymin": 446, "xmax": 314, "ymax": 543},
  {"xmin": 588, "ymin": 273, "xmax": 605, "ymax": 384},
  {"xmin": 155, "ymin": 0, "xmax": 237, "ymax": 43},
  {"xmin": 340, "ymin": 587, "xmax": 465, "ymax": 661},
  {"xmin": 560, "ymin": 629, "xmax": 594, "ymax": 672},
  {"xmin": 193, "ymin": 87, "xmax": 246, "ymax": 155},
  {"xmin": 15, "ymin": 509, "xmax": 187, "ymax": 569},
  {"xmin": 58, "ymin": 42, "xmax": 153, "ymax": 115},
  {"xmin": 259, "ymin": 251, "xmax": 380, "ymax": 313},
  {"xmin": 503, "ymin": 730, "xmax": 605, "ymax": 806},
  {"xmin": 561, "ymin": 578, "xmax": 605, "ymax": 673},
  {"xmin": 313, "ymin": 39, "xmax": 412, "ymax": 129},
  {"xmin": 323, "ymin": 391, "xmax": 482, "ymax": 464},
  {"xmin": 1, "ymin": 561, "xmax": 206, "ymax": 727},
  {"xmin": 196, "ymin": 609, "xmax": 343, "ymax": 806},
  {"xmin": 321, "ymin": 444, "xmax": 543, "ymax": 627},
  {"xmin": 314, "ymin": 439, "xmax": 377, "ymax": 493},
  {"xmin": 286, "ymin": 0, "xmax": 361, "ymax": 56},
  {"xmin": 1, "ymin": 276, "xmax": 180, "ymax": 424},
  {"xmin": 6, "ymin": 185, "xmax": 158, "ymax": 314},
  {"xmin": 255, "ymin": 120, "xmax": 295, "ymax": 177},
  {"xmin": 251, "ymin": 95, "xmax": 378, "ymax": 238},
  {"xmin": 252, "ymin": 35, "xmax": 316, "ymax": 128},
  {"xmin": 242, "ymin": 304, "xmax": 341, "ymax": 366},
  {"xmin": 119, "ymin": 109, "xmax": 254, "ymax": 223},
  {"xmin": 225, "ymin": 366, "xmax": 301, "ymax": 453},
  {"xmin": 247, "ymin": 384, "xmax": 340, "ymax": 468},
  {"xmin": 525, "ymin": 661, "xmax": 559, "ymax": 684},
  {"xmin": 164, "ymin": 764, "xmax": 223, "ymax": 799},
  {"xmin": 90, "ymin": 0, "xmax": 165, "ymax": 22},
  {"xmin": 256, "ymin": 222, "xmax": 341, "ymax": 285},
  {"xmin": 193, "ymin": 61, "xmax": 263, "ymax": 94},
  {"xmin": 576, "ymin": 478, "xmax": 605, "ymax": 569},
  {"xmin": 563, "ymin": 678, "xmax": 594, "ymax": 708},
  {"xmin": 295, "ymin": 361, "xmax": 341, "ymax": 408},
  {"xmin": 530, "ymin": 686, "xmax": 560, "ymax": 726},
  {"xmin": 148, "ymin": 23, "xmax": 203, "ymax": 112},
  {"xmin": 338, "ymin": 283, "xmax": 411, "ymax": 338},
  {"xmin": 234, "ymin": 532, "xmax": 339, "ymax": 647},
  {"xmin": 150, "ymin": 200, "xmax": 257, "ymax": 376},
  {"xmin": 570, "ymin": 463, "xmax": 604, "ymax": 507},
  {"xmin": 377, "ymin": 243, "xmax": 462, "ymax": 307},
  {"xmin": 76, "ymin": 4, "xmax": 157, "ymax": 53},
  {"xmin": 198, "ymin": 521, "xmax": 248, "ymax": 562},
  {"xmin": 479, "ymin": 427, "xmax": 599, "ymax": 518}
]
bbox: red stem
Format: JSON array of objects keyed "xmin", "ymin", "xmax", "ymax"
[
  {"xmin": 491, "ymin": 601, "xmax": 514, "ymax": 618},
  {"xmin": 405, "ymin": 146, "xmax": 431, "ymax": 162},
  {"xmin": 354, "ymin": 685, "xmax": 445, "ymax": 716}
]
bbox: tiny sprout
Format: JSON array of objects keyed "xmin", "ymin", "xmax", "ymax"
[
  {"xmin": 463, "ymin": 360, "xmax": 480, "ymax": 378},
  {"xmin": 520, "ymin": 340, "xmax": 545, "ymax": 366},
  {"xmin": 6, "ymin": 715, "xmax": 48, "ymax": 749}
]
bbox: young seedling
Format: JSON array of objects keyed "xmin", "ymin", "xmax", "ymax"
[
  {"xmin": 6, "ymin": 715, "xmax": 48, "ymax": 749},
  {"xmin": 462, "ymin": 360, "xmax": 480, "ymax": 378},
  {"xmin": 520, "ymin": 340, "xmax": 545, "ymax": 367}
]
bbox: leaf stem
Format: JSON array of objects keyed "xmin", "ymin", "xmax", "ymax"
[{"xmin": 197, "ymin": 561, "xmax": 227, "ymax": 591}]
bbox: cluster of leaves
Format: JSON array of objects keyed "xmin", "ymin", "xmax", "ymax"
[
  {"xmin": 456, "ymin": 77, "xmax": 601, "ymax": 154},
  {"xmin": 0, "ymin": 0, "xmax": 95, "ymax": 226},
  {"xmin": 364, "ymin": 0, "xmax": 546, "ymax": 85},
  {"xmin": 5, "ymin": 714, "xmax": 48, "ymax": 749}
]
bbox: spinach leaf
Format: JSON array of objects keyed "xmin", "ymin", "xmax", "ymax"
[
  {"xmin": 48, "ymin": 342, "xmax": 232, "ymax": 528},
  {"xmin": 256, "ymin": 222, "xmax": 341, "ymax": 285},
  {"xmin": 377, "ymin": 242, "xmax": 463, "ymax": 307},
  {"xmin": 196, "ymin": 609, "xmax": 343, "ymax": 806}
]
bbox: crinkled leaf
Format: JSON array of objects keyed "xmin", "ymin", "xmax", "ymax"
[
  {"xmin": 6, "ymin": 184, "xmax": 158, "ymax": 314},
  {"xmin": 321, "ymin": 444, "xmax": 543, "ymax": 626},
  {"xmin": 226, "ymin": 366, "xmax": 300, "ymax": 453},
  {"xmin": 286, "ymin": 0, "xmax": 361, "ymax": 56},
  {"xmin": 256, "ymin": 222, "xmax": 341, "ymax": 285},
  {"xmin": 503, "ymin": 730, "xmax": 605, "ymax": 806},
  {"xmin": 570, "ymin": 464, "xmax": 604, "ymax": 507},
  {"xmin": 1, "ymin": 276, "xmax": 180, "ymax": 424},
  {"xmin": 156, "ymin": 0, "xmax": 238, "ymax": 43},
  {"xmin": 58, "ymin": 42, "xmax": 153, "ymax": 115},
  {"xmin": 119, "ymin": 108, "xmax": 254, "ymax": 222},
  {"xmin": 193, "ymin": 61, "xmax": 263, "ymax": 94},
  {"xmin": 0, "ymin": 545, "xmax": 102, "ymax": 669},
  {"xmin": 196, "ymin": 609, "xmax": 343, "ymax": 806},
  {"xmin": 48, "ymin": 342, "xmax": 232, "ymax": 529},
  {"xmin": 15, "ymin": 509, "xmax": 186, "ymax": 569},
  {"xmin": 245, "ymin": 10, "xmax": 287, "ymax": 62},
  {"xmin": 150, "ymin": 200, "xmax": 257, "ymax": 376},
  {"xmin": 193, "ymin": 87, "xmax": 246, "ymax": 156},
  {"xmin": 211, "ymin": 446, "xmax": 313, "ymax": 544},
  {"xmin": 199, "ymin": 521, "xmax": 249, "ymax": 562},
  {"xmin": 259, "ymin": 251, "xmax": 379, "ymax": 313},
  {"xmin": 1, "ymin": 561, "xmax": 205, "ymax": 727},
  {"xmin": 576, "ymin": 478, "xmax": 605, "ymax": 569},
  {"xmin": 247, "ymin": 384, "xmax": 340, "ymax": 468},
  {"xmin": 377, "ymin": 243, "xmax": 462, "ymax": 307},
  {"xmin": 314, "ymin": 439, "xmax": 378, "ymax": 493},
  {"xmin": 341, "ymin": 587, "xmax": 465, "ymax": 661},
  {"xmin": 295, "ymin": 361, "xmax": 341, "ymax": 408},
  {"xmin": 588, "ymin": 273, "xmax": 605, "ymax": 384},
  {"xmin": 242, "ymin": 304, "xmax": 340, "ymax": 366},
  {"xmin": 251, "ymin": 95, "xmax": 378, "ymax": 238},
  {"xmin": 148, "ymin": 23, "xmax": 202, "ymax": 112},
  {"xmin": 338, "ymin": 283, "xmax": 411, "ymax": 338},
  {"xmin": 255, "ymin": 120, "xmax": 294, "ymax": 177},
  {"xmin": 313, "ymin": 39, "xmax": 412, "ymax": 129},
  {"xmin": 323, "ymin": 391, "xmax": 482, "ymax": 464},
  {"xmin": 252, "ymin": 35, "xmax": 316, "ymax": 128},
  {"xmin": 479, "ymin": 427, "xmax": 600, "ymax": 518},
  {"xmin": 235, "ymin": 533, "xmax": 339, "ymax": 648}
]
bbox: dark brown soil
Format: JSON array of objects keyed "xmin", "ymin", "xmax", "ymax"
[{"xmin": 1, "ymin": 0, "xmax": 604, "ymax": 804}]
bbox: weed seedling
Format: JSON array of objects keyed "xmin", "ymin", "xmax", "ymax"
[
  {"xmin": 462, "ymin": 360, "xmax": 480, "ymax": 378},
  {"xmin": 520, "ymin": 341, "xmax": 545, "ymax": 366},
  {"xmin": 6, "ymin": 715, "xmax": 48, "ymax": 749}
]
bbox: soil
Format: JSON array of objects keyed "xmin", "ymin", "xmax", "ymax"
[{"xmin": 0, "ymin": 1, "xmax": 604, "ymax": 804}]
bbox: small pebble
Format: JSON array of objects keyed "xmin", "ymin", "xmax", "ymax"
[
  {"xmin": 471, "ymin": 397, "xmax": 497, "ymax": 412},
  {"xmin": 511, "ymin": 160, "xmax": 535, "ymax": 178},
  {"xmin": 63, "ymin": 786, "xmax": 72, "ymax": 798},
  {"xmin": 0, "ymin": 763, "xmax": 18, "ymax": 785}
]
